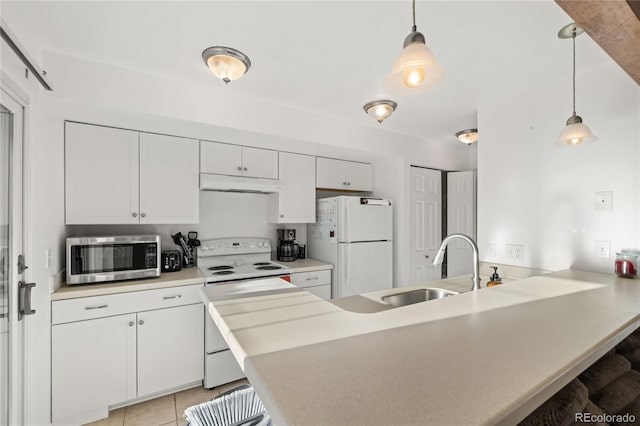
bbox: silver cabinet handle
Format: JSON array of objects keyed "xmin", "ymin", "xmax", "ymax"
[
  {"xmin": 347, "ymin": 182, "xmax": 351, "ymax": 186},
  {"xmin": 132, "ymin": 212, "xmax": 137, "ymax": 217},
  {"xmin": 85, "ymin": 304, "xmax": 108, "ymax": 310},
  {"xmin": 162, "ymin": 295, "xmax": 182, "ymax": 300},
  {"xmin": 139, "ymin": 319, "xmax": 144, "ymax": 325},
  {"xmin": 237, "ymin": 166, "xmax": 242, "ymax": 171},
  {"xmin": 280, "ymin": 214, "xmax": 284, "ymax": 218},
  {"xmin": 342, "ymin": 182, "xmax": 347, "ymax": 185},
  {"xmin": 244, "ymin": 167, "xmax": 248, "ymax": 171},
  {"xmin": 129, "ymin": 321, "xmax": 135, "ymax": 327},
  {"xmin": 306, "ymin": 277, "xmax": 319, "ymax": 281},
  {"xmin": 140, "ymin": 213, "xmax": 146, "ymax": 218}
]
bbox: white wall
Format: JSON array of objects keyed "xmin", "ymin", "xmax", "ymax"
[{"xmin": 478, "ymin": 60, "xmax": 640, "ymax": 272}]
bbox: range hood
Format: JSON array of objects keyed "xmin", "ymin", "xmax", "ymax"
[{"xmin": 200, "ymin": 173, "xmax": 281, "ymax": 194}]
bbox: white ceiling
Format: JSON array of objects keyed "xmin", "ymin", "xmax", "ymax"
[{"xmin": 11, "ymin": 1, "xmax": 611, "ymax": 144}]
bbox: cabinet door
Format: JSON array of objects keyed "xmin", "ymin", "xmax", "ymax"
[
  {"xmin": 137, "ymin": 304, "xmax": 204, "ymax": 397},
  {"xmin": 65, "ymin": 122, "xmax": 139, "ymax": 224},
  {"xmin": 52, "ymin": 314, "xmax": 137, "ymax": 423},
  {"xmin": 139, "ymin": 133, "xmax": 199, "ymax": 224},
  {"xmin": 241, "ymin": 147, "xmax": 278, "ymax": 179},
  {"xmin": 200, "ymin": 141, "xmax": 242, "ymax": 176},
  {"xmin": 316, "ymin": 157, "xmax": 348, "ymax": 190},
  {"xmin": 269, "ymin": 152, "xmax": 315, "ymax": 223},
  {"xmin": 347, "ymin": 162, "xmax": 373, "ymax": 192}
]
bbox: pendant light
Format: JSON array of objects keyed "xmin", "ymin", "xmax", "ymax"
[
  {"xmin": 202, "ymin": 46, "xmax": 251, "ymax": 84},
  {"xmin": 363, "ymin": 100, "xmax": 397, "ymax": 123},
  {"xmin": 556, "ymin": 24, "xmax": 597, "ymax": 146},
  {"xmin": 455, "ymin": 129, "xmax": 478, "ymax": 145},
  {"xmin": 384, "ymin": 0, "xmax": 445, "ymax": 95}
]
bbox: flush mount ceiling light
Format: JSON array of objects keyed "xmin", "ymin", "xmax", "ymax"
[
  {"xmin": 202, "ymin": 46, "xmax": 251, "ymax": 84},
  {"xmin": 363, "ymin": 100, "xmax": 398, "ymax": 123},
  {"xmin": 556, "ymin": 23, "xmax": 597, "ymax": 146},
  {"xmin": 455, "ymin": 129, "xmax": 478, "ymax": 145},
  {"xmin": 384, "ymin": 0, "xmax": 445, "ymax": 95}
]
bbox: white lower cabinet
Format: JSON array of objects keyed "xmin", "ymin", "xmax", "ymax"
[
  {"xmin": 51, "ymin": 285, "xmax": 204, "ymax": 425},
  {"xmin": 291, "ymin": 269, "xmax": 332, "ymax": 299}
]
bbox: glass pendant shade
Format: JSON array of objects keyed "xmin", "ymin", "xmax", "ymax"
[
  {"xmin": 455, "ymin": 129, "xmax": 478, "ymax": 145},
  {"xmin": 202, "ymin": 46, "xmax": 251, "ymax": 84},
  {"xmin": 363, "ymin": 100, "xmax": 397, "ymax": 123},
  {"xmin": 556, "ymin": 120, "xmax": 597, "ymax": 146},
  {"xmin": 384, "ymin": 38, "xmax": 445, "ymax": 94}
]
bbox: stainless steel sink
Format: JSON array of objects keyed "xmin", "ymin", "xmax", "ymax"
[{"xmin": 381, "ymin": 288, "xmax": 458, "ymax": 307}]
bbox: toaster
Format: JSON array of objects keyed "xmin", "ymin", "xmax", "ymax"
[{"xmin": 161, "ymin": 250, "xmax": 182, "ymax": 272}]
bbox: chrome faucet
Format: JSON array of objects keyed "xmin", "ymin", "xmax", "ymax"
[{"xmin": 432, "ymin": 233, "xmax": 481, "ymax": 291}]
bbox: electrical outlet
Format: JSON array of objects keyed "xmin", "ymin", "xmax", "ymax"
[
  {"xmin": 506, "ymin": 244, "xmax": 525, "ymax": 263},
  {"xmin": 595, "ymin": 240, "xmax": 610, "ymax": 259},
  {"xmin": 487, "ymin": 243, "xmax": 497, "ymax": 258},
  {"xmin": 595, "ymin": 191, "xmax": 613, "ymax": 211}
]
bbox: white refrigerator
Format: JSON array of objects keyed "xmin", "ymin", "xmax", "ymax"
[{"xmin": 308, "ymin": 196, "xmax": 393, "ymax": 298}]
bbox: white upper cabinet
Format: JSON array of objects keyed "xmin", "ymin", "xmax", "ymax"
[
  {"xmin": 200, "ymin": 141, "xmax": 278, "ymax": 179},
  {"xmin": 316, "ymin": 157, "xmax": 373, "ymax": 192},
  {"xmin": 65, "ymin": 122, "xmax": 140, "ymax": 224},
  {"xmin": 139, "ymin": 133, "xmax": 199, "ymax": 224},
  {"xmin": 65, "ymin": 122, "xmax": 199, "ymax": 225},
  {"xmin": 268, "ymin": 152, "xmax": 316, "ymax": 223}
]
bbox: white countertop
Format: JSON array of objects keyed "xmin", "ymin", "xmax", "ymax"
[
  {"xmin": 274, "ymin": 257, "xmax": 333, "ymax": 273},
  {"xmin": 200, "ymin": 269, "xmax": 640, "ymax": 425},
  {"xmin": 52, "ymin": 267, "xmax": 205, "ymax": 300}
]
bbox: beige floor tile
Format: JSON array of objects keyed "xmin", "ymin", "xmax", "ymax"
[
  {"xmin": 123, "ymin": 394, "xmax": 176, "ymax": 426},
  {"xmin": 174, "ymin": 385, "xmax": 218, "ymax": 420},
  {"xmin": 83, "ymin": 407, "xmax": 125, "ymax": 426},
  {"xmin": 159, "ymin": 422, "xmax": 178, "ymax": 426}
]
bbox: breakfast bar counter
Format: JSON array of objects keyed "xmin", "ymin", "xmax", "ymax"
[{"xmin": 200, "ymin": 270, "xmax": 640, "ymax": 425}]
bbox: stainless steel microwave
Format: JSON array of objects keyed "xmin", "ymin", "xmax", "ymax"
[{"xmin": 66, "ymin": 235, "xmax": 161, "ymax": 285}]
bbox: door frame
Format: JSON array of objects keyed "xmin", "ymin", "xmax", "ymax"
[{"xmin": 1, "ymin": 73, "xmax": 31, "ymax": 426}]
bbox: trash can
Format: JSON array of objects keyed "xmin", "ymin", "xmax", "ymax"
[{"xmin": 184, "ymin": 385, "xmax": 271, "ymax": 426}]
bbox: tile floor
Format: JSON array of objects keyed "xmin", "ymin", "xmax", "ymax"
[{"xmin": 85, "ymin": 378, "xmax": 250, "ymax": 426}]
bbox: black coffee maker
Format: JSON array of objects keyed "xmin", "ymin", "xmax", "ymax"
[{"xmin": 277, "ymin": 229, "xmax": 299, "ymax": 262}]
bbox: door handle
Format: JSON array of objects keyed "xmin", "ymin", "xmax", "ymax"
[{"xmin": 18, "ymin": 281, "xmax": 36, "ymax": 320}]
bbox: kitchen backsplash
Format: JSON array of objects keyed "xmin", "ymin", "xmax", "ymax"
[{"xmin": 67, "ymin": 191, "xmax": 308, "ymax": 254}]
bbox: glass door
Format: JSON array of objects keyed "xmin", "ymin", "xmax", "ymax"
[{"xmin": 1, "ymin": 87, "xmax": 25, "ymax": 426}]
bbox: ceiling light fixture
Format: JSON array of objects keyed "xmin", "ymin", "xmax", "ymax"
[
  {"xmin": 202, "ymin": 46, "xmax": 251, "ymax": 84},
  {"xmin": 363, "ymin": 100, "xmax": 398, "ymax": 123},
  {"xmin": 384, "ymin": 0, "xmax": 445, "ymax": 95},
  {"xmin": 556, "ymin": 23, "xmax": 597, "ymax": 146},
  {"xmin": 455, "ymin": 129, "xmax": 478, "ymax": 145}
]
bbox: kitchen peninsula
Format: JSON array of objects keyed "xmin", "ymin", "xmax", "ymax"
[{"xmin": 201, "ymin": 270, "xmax": 640, "ymax": 425}]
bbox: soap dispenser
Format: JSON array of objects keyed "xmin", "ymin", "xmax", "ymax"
[{"xmin": 487, "ymin": 266, "xmax": 502, "ymax": 287}]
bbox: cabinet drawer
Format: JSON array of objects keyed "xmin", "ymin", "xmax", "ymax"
[
  {"xmin": 291, "ymin": 270, "xmax": 331, "ymax": 288},
  {"xmin": 52, "ymin": 284, "xmax": 203, "ymax": 324}
]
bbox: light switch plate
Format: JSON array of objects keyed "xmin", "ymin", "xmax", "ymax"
[
  {"xmin": 595, "ymin": 240, "xmax": 610, "ymax": 259},
  {"xmin": 595, "ymin": 191, "xmax": 613, "ymax": 211}
]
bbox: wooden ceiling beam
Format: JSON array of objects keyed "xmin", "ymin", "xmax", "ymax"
[{"xmin": 555, "ymin": 0, "xmax": 640, "ymax": 85}]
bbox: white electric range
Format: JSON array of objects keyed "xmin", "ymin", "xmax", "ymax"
[{"xmin": 197, "ymin": 237, "xmax": 292, "ymax": 388}]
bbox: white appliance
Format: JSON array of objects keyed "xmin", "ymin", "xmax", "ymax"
[
  {"xmin": 197, "ymin": 237, "xmax": 291, "ymax": 389},
  {"xmin": 308, "ymin": 196, "xmax": 393, "ymax": 298}
]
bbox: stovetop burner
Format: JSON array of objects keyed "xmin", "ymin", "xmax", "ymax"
[
  {"xmin": 212, "ymin": 270, "xmax": 235, "ymax": 275},
  {"xmin": 253, "ymin": 262, "xmax": 271, "ymax": 266},
  {"xmin": 256, "ymin": 265, "xmax": 282, "ymax": 270},
  {"xmin": 208, "ymin": 265, "xmax": 234, "ymax": 271}
]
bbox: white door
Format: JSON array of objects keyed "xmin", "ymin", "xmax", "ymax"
[
  {"xmin": 137, "ymin": 304, "xmax": 204, "ymax": 397},
  {"xmin": 337, "ymin": 241, "xmax": 393, "ymax": 297},
  {"xmin": 51, "ymin": 314, "xmax": 137, "ymax": 423},
  {"xmin": 338, "ymin": 197, "xmax": 392, "ymax": 242},
  {"xmin": 139, "ymin": 133, "xmax": 199, "ymax": 224},
  {"xmin": 0, "ymin": 88, "xmax": 26, "ymax": 426},
  {"xmin": 241, "ymin": 147, "xmax": 278, "ymax": 179},
  {"xmin": 409, "ymin": 167, "xmax": 442, "ymax": 284},
  {"xmin": 447, "ymin": 171, "xmax": 476, "ymax": 277},
  {"xmin": 200, "ymin": 141, "xmax": 242, "ymax": 176},
  {"xmin": 65, "ymin": 122, "xmax": 139, "ymax": 224}
]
